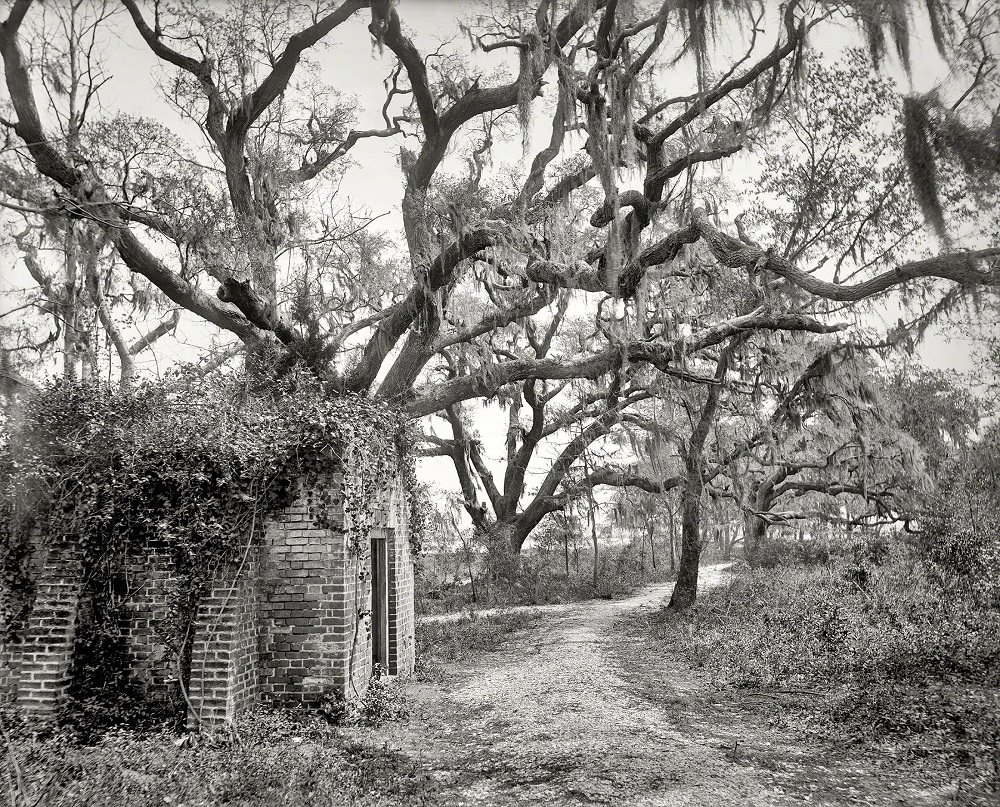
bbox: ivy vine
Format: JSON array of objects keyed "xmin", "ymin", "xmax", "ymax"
[{"xmin": 0, "ymin": 366, "xmax": 420, "ymax": 726}]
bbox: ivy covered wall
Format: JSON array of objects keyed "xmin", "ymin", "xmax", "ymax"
[{"xmin": 0, "ymin": 370, "xmax": 420, "ymax": 731}]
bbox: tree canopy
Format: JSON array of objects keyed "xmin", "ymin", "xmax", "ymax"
[{"xmin": 2, "ymin": 0, "xmax": 998, "ymax": 605}]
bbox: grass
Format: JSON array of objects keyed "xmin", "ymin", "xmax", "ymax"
[
  {"xmin": 415, "ymin": 609, "xmax": 542, "ymax": 671},
  {"xmin": 1, "ymin": 603, "xmax": 545, "ymax": 805},
  {"xmin": 1, "ymin": 708, "xmax": 439, "ymax": 807},
  {"xmin": 650, "ymin": 548, "xmax": 1000, "ymax": 795},
  {"xmin": 416, "ymin": 545, "xmax": 677, "ymax": 616}
]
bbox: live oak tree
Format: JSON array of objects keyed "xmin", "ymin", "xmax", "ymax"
[
  {"xmin": 419, "ymin": 299, "xmax": 677, "ymax": 557},
  {"xmin": 3, "ymin": 0, "xmax": 1000, "ymax": 607},
  {"xmin": 3, "ymin": 1, "xmax": 996, "ymax": 394},
  {"xmin": 726, "ymin": 355, "xmax": 923, "ymax": 561}
]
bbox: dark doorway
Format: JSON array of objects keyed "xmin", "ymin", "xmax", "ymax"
[{"xmin": 370, "ymin": 534, "xmax": 389, "ymax": 669}]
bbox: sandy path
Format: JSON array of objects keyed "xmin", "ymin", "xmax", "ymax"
[
  {"xmin": 378, "ymin": 565, "xmax": 956, "ymax": 806},
  {"xmin": 386, "ymin": 565, "xmax": 786, "ymax": 806}
]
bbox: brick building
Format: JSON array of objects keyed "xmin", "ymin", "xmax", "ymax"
[{"xmin": 0, "ymin": 468, "xmax": 415, "ymax": 730}]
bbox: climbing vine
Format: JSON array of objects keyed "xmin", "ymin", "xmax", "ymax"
[{"xmin": 0, "ymin": 366, "xmax": 420, "ymax": 725}]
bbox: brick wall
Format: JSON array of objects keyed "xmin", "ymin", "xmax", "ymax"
[
  {"xmin": 387, "ymin": 478, "xmax": 415, "ymax": 676},
  {"xmin": 2, "ymin": 461, "xmax": 416, "ymax": 731},
  {"xmin": 121, "ymin": 540, "xmax": 178, "ymax": 702},
  {"xmin": 0, "ymin": 530, "xmax": 46, "ymax": 702},
  {"xmin": 14, "ymin": 539, "xmax": 83, "ymax": 723},
  {"xmin": 258, "ymin": 473, "xmax": 348, "ymax": 705},
  {"xmin": 186, "ymin": 551, "xmax": 261, "ymax": 729},
  {"xmin": 344, "ymin": 543, "xmax": 373, "ymax": 698}
]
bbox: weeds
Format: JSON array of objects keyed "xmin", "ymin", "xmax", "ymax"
[
  {"xmin": 416, "ymin": 609, "xmax": 541, "ymax": 666},
  {"xmin": 0, "ymin": 707, "xmax": 436, "ymax": 807},
  {"xmin": 417, "ymin": 542, "xmax": 675, "ymax": 615},
  {"xmin": 656, "ymin": 548, "xmax": 1000, "ymax": 777}
]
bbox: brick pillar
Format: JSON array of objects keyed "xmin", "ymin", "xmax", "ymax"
[
  {"xmin": 186, "ymin": 554, "xmax": 260, "ymax": 730},
  {"xmin": 259, "ymin": 474, "xmax": 357, "ymax": 705},
  {"xmin": 344, "ymin": 540, "xmax": 372, "ymax": 698},
  {"xmin": 386, "ymin": 479, "xmax": 415, "ymax": 677},
  {"xmin": 16, "ymin": 540, "xmax": 84, "ymax": 723}
]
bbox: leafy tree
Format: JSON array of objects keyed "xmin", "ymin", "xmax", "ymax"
[
  {"xmin": 3, "ymin": 0, "xmax": 1000, "ymax": 606},
  {"xmin": 1, "ymin": 1, "xmax": 994, "ymax": 405}
]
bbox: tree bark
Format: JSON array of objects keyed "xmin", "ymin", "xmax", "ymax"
[
  {"xmin": 648, "ymin": 521, "xmax": 657, "ymax": 570},
  {"xmin": 590, "ymin": 504, "xmax": 599, "ymax": 589},
  {"xmin": 744, "ymin": 512, "xmax": 769, "ymax": 565},
  {"xmin": 668, "ymin": 505, "xmax": 676, "ymax": 571},
  {"xmin": 668, "ymin": 342, "xmax": 736, "ymax": 609},
  {"xmin": 669, "ymin": 455, "xmax": 704, "ymax": 609},
  {"xmin": 61, "ymin": 227, "xmax": 81, "ymax": 381}
]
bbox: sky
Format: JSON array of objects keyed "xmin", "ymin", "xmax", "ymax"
[{"xmin": 0, "ymin": 0, "xmax": 991, "ymax": 513}]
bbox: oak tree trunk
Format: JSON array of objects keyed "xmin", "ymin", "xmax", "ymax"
[
  {"xmin": 744, "ymin": 513, "xmax": 769, "ymax": 566},
  {"xmin": 669, "ymin": 458, "xmax": 704, "ymax": 610},
  {"xmin": 668, "ymin": 506, "xmax": 676, "ymax": 571},
  {"xmin": 648, "ymin": 522, "xmax": 657, "ymax": 570}
]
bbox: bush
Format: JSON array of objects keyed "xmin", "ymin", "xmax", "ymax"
[
  {"xmin": 658, "ymin": 545, "xmax": 1000, "ymax": 767},
  {"xmin": 745, "ymin": 535, "xmax": 836, "ymax": 568},
  {"xmin": 358, "ymin": 664, "xmax": 408, "ymax": 727},
  {"xmin": 917, "ymin": 434, "xmax": 1000, "ymax": 608}
]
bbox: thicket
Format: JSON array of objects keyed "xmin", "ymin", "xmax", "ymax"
[
  {"xmin": 662, "ymin": 433, "xmax": 1000, "ymax": 786},
  {"xmin": 0, "ymin": 367, "xmax": 419, "ymax": 733}
]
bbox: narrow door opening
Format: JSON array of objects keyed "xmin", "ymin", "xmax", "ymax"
[{"xmin": 370, "ymin": 534, "xmax": 389, "ymax": 670}]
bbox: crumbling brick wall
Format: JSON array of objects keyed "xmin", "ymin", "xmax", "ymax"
[
  {"xmin": 0, "ymin": 467, "xmax": 416, "ymax": 730},
  {"xmin": 12, "ymin": 540, "xmax": 83, "ymax": 721}
]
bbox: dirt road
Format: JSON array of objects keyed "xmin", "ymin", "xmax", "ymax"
[{"xmin": 377, "ymin": 565, "xmax": 959, "ymax": 806}]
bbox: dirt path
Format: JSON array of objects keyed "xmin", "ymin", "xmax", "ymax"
[{"xmin": 376, "ymin": 565, "xmax": 958, "ymax": 806}]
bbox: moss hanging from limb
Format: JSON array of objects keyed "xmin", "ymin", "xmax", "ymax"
[
  {"xmin": 517, "ymin": 30, "xmax": 546, "ymax": 152},
  {"xmin": 586, "ymin": 89, "xmax": 622, "ymax": 296},
  {"xmin": 902, "ymin": 95, "xmax": 948, "ymax": 244}
]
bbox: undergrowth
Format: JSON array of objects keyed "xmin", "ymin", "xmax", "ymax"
[
  {"xmin": 0, "ymin": 707, "xmax": 437, "ymax": 807},
  {"xmin": 415, "ymin": 609, "xmax": 541, "ymax": 674},
  {"xmin": 655, "ymin": 546, "xmax": 1000, "ymax": 781},
  {"xmin": 418, "ymin": 543, "xmax": 674, "ymax": 615}
]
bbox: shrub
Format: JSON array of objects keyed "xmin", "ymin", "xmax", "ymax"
[
  {"xmin": 746, "ymin": 535, "xmax": 836, "ymax": 568},
  {"xmin": 659, "ymin": 545, "xmax": 1000, "ymax": 767},
  {"xmin": 0, "ymin": 707, "xmax": 436, "ymax": 807},
  {"xmin": 358, "ymin": 664, "xmax": 408, "ymax": 727},
  {"xmin": 917, "ymin": 432, "xmax": 1000, "ymax": 608}
]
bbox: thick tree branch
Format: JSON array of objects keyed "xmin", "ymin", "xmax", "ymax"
[
  {"xmin": 0, "ymin": 6, "xmax": 261, "ymax": 343},
  {"xmin": 407, "ymin": 308, "xmax": 845, "ymax": 417},
  {"xmin": 693, "ymin": 209, "xmax": 1000, "ymax": 301},
  {"xmin": 232, "ymin": 0, "xmax": 367, "ymax": 134}
]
